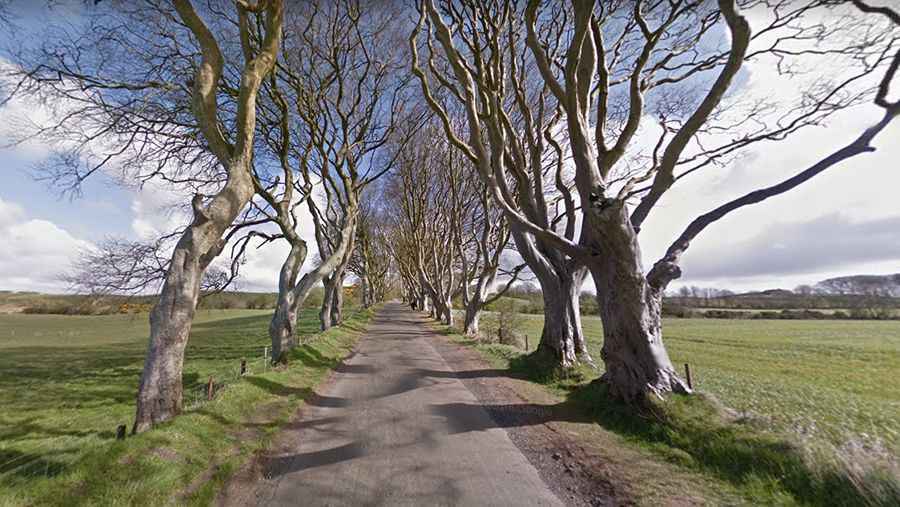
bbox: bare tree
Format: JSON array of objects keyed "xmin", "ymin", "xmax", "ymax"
[
  {"xmin": 410, "ymin": 1, "xmax": 596, "ymax": 365},
  {"xmin": 412, "ymin": 0, "xmax": 897, "ymax": 401},
  {"xmin": 62, "ymin": 236, "xmax": 239, "ymax": 297},
  {"xmin": 3, "ymin": 0, "xmax": 285, "ymax": 431}
]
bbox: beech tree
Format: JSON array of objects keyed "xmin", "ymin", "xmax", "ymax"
[
  {"xmin": 3, "ymin": 0, "xmax": 285, "ymax": 431},
  {"xmin": 412, "ymin": 0, "xmax": 897, "ymax": 400},
  {"xmin": 247, "ymin": 0, "xmax": 416, "ymax": 356},
  {"xmin": 410, "ymin": 2, "xmax": 594, "ymax": 364},
  {"xmin": 386, "ymin": 128, "xmax": 466, "ymax": 325}
]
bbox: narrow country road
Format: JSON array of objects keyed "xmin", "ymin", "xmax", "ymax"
[{"xmin": 229, "ymin": 302, "xmax": 563, "ymax": 506}]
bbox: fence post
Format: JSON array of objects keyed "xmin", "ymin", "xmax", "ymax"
[
  {"xmin": 684, "ymin": 363, "xmax": 693, "ymax": 390},
  {"xmin": 524, "ymin": 334, "xmax": 529, "ymax": 351},
  {"xmin": 207, "ymin": 376, "xmax": 214, "ymax": 401}
]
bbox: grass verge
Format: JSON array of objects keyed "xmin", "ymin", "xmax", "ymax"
[
  {"xmin": 436, "ymin": 323, "xmax": 900, "ymax": 506},
  {"xmin": 0, "ymin": 306, "xmax": 375, "ymax": 506}
]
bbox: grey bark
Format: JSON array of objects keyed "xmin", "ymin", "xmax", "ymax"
[
  {"xmin": 133, "ymin": 0, "xmax": 283, "ymax": 433},
  {"xmin": 269, "ymin": 241, "xmax": 307, "ymax": 361},
  {"xmin": 588, "ymin": 202, "xmax": 689, "ymax": 400}
]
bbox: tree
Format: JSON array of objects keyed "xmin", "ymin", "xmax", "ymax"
[
  {"xmin": 348, "ymin": 192, "xmax": 394, "ymax": 308},
  {"xmin": 410, "ymin": 2, "xmax": 595, "ymax": 364},
  {"xmin": 247, "ymin": 0, "xmax": 417, "ymax": 355},
  {"xmin": 3, "ymin": 0, "xmax": 285, "ymax": 431},
  {"xmin": 412, "ymin": 0, "xmax": 897, "ymax": 400}
]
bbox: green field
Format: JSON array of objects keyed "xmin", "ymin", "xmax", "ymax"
[
  {"xmin": 0, "ymin": 308, "xmax": 330, "ymax": 496},
  {"xmin": 481, "ymin": 315, "xmax": 900, "ymax": 454}
]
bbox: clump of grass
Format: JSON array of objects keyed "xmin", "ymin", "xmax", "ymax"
[{"xmin": 568, "ymin": 382, "xmax": 900, "ymax": 506}]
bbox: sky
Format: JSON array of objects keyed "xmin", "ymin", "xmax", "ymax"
[{"xmin": 0, "ymin": 1, "xmax": 897, "ymax": 295}]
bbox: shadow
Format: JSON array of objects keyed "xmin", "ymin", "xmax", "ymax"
[
  {"xmin": 413, "ymin": 367, "xmax": 509, "ymax": 380},
  {"xmin": 306, "ymin": 392, "xmax": 352, "ymax": 408},
  {"xmin": 243, "ymin": 376, "xmax": 313, "ymax": 398},
  {"xmin": 0, "ymin": 448, "xmax": 68, "ymax": 480},
  {"xmin": 285, "ymin": 416, "xmax": 346, "ymax": 430},
  {"xmin": 428, "ymin": 401, "xmax": 577, "ymax": 435},
  {"xmin": 334, "ymin": 362, "xmax": 378, "ymax": 374},
  {"xmin": 289, "ymin": 345, "xmax": 339, "ymax": 369},
  {"xmin": 262, "ymin": 441, "xmax": 367, "ymax": 477}
]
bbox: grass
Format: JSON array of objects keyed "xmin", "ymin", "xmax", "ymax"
[
  {"xmin": 462, "ymin": 313, "xmax": 900, "ymax": 506},
  {"xmin": 0, "ymin": 306, "xmax": 374, "ymax": 505}
]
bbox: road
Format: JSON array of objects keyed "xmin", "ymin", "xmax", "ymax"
[{"xmin": 231, "ymin": 302, "xmax": 563, "ymax": 506}]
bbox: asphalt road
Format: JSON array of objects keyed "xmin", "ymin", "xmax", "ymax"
[{"xmin": 244, "ymin": 302, "xmax": 563, "ymax": 506}]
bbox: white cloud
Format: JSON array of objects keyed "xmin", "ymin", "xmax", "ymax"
[{"xmin": 0, "ymin": 196, "xmax": 93, "ymax": 292}]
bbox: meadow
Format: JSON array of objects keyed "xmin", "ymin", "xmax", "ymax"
[
  {"xmin": 460, "ymin": 312, "xmax": 900, "ymax": 504},
  {"xmin": 0, "ymin": 306, "xmax": 352, "ymax": 503},
  {"xmin": 484, "ymin": 314, "xmax": 900, "ymax": 454}
]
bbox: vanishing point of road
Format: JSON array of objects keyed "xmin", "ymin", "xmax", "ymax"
[{"xmin": 227, "ymin": 302, "xmax": 563, "ymax": 506}]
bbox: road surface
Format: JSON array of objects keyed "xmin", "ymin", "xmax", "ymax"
[{"xmin": 234, "ymin": 302, "xmax": 563, "ymax": 506}]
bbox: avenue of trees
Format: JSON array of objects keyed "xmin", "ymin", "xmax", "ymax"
[{"xmin": 1, "ymin": 0, "xmax": 897, "ymax": 431}]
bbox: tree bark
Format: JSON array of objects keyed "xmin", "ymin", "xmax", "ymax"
[
  {"xmin": 134, "ymin": 185, "xmax": 253, "ymax": 433},
  {"xmin": 330, "ymin": 271, "xmax": 344, "ymax": 326},
  {"xmin": 319, "ymin": 275, "xmax": 336, "ymax": 331},
  {"xmin": 535, "ymin": 270, "xmax": 589, "ymax": 367},
  {"xmin": 269, "ymin": 241, "xmax": 306, "ymax": 361},
  {"xmin": 588, "ymin": 201, "xmax": 690, "ymax": 400},
  {"xmin": 441, "ymin": 296, "xmax": 453, "ymax": 326},
  {"xmin": 509, "ymin": 226, "xmax": 591, "ymax": 367},
  {"xmin": 463, "ymin": 296, "xmax": 482, "ymax": 338}
]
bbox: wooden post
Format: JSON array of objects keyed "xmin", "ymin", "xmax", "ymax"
[
  {"xmin": 240, "ymin": 359, "xmax": 247, "ymax": 376},
  {"xmin": 207, "ymin": 376, "xmax": 214, "ymax": 401},
  {"xmin": 684, "ymin": 363, "xmax": 693, "ymax": 390},
  {"xmin": 525, "ymin": 334, "xmax": 529, "ymax": 351},
  {"xmin": 116, "ymin": 424, "xmax": 126, "ymax": 440}
]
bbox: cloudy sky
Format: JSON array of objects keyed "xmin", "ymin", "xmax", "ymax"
[{"xmin": 0, "ymin": 1, "xmax": 897, "ymax": 294}]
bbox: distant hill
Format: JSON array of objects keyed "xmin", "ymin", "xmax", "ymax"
[{"xmin": 815, "ymin": 273, "xmax": 900, "ymax": 296}]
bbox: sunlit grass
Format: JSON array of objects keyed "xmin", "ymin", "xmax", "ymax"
[
  {"xmin": 0, "ymin": 306, "xmax": 372, "ymax": 505},
  {"xmin": 465, "ymin": 313, "xmax": 900, "ymax": 506}
]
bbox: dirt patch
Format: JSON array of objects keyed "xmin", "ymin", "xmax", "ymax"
[{"xmin": 426, "ymin": 331, "xmax": 634, "ymax": 507}]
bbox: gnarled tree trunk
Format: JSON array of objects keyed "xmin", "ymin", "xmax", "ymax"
[
  {"xmin": 510, "ymin": 226, "xmax": 591, "ymax": 367},
  {"xmin": 535, "ymin": 267, "xmax": 590, "ymax": 366},
  {"xmin": 319, "ymin": 275, "xmax": 337, "ymax": 331},
  {"xmin": 135, "ymin": 185, "xmax": 254, "ymax": 432},
  {"xmin": 588, "ymin": 202, "xmax": 689, "ymax": 400},
  {"xmin": 330, "ymin": 271, "xmax": 344, "ymax": 326},
  {"xmin": 463, "ymin": 294, "xmax": 483, "ymax": 337},
  {"xmin": 269, "ymin": 241, "xmax": 306, "ymax": 361}
]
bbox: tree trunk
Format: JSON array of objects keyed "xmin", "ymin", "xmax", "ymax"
[
  {"xmin": 319, "ymin": 276, "xmax": 336, "ymax": 331},
  {"xmin": 134, "ymin": 189, "xmax": 252, "ymax": 433},
  {"xmin": 330, "ymin": 273, "xmax": 344, "ymax": 326},
  {"xmin": 533, "ymin": 266, "xmax": 591, "ymax": 367},
  {"xmin": 588, "ymin": 201, "xmax": 689, "ymax": 400},
  {"xmin": 508, "ymin": 226, "xmax": 591, "ymax": 368},
  {"xmin": 269, "ymin": 241, "xmax": 306, "ymax": 362},
  {"xmin": 441, "ymin": 297, "xmax": 453, "ymax": 326},
  {"xmin": 463, "ymin": 299, "xmax": 481, "ymax": 338},
  {"xmin": 360, "ymin": 273, "xmax": 371, "ymax": 308}
]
